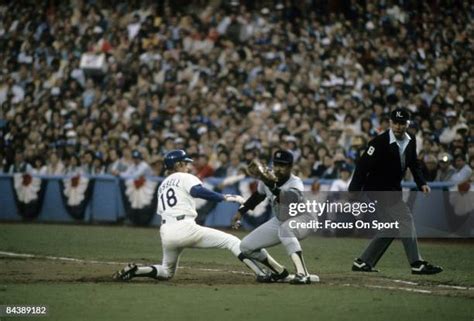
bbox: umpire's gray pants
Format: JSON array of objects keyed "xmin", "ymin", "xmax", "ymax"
[
  {"xmin": 360, "ymin": 198, "xmax": 422, "ymax": 267},
  {"xmin": 240, "ymin": 215, "xmax": 311, "ymax": 261}
]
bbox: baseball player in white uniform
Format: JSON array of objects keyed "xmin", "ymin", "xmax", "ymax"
[
  {"xmin": 232, "ymin": 150, "xmax": 315, "ymax": 284},
  {"xmin": 114, "ymin": 150, "xmax": 268, "ymax": 281}
]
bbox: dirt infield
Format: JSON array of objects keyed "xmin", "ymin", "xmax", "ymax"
[{"xmin": 1, "ymin": 254, "xmax": 473, "ymax": 299}]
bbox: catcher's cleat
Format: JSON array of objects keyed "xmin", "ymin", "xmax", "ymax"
[
  {"xmin": 352, "ymin": 258, "xmax": 379, "ymax": 272},
  {"xmin": 411, "ymin": 261, "xmax": 443, "ymax": 275},
  {"xmin": 289, "ymin": 273, "xmax": 311, "ymax": 285},
  {"xmin": 271, "ymin": 268, "xmax": 289, "ymax": 282},
  {"xmin": 113, "ymin": 263, "xmax": 138, "ymax": 281},
  {"xmin": 256, "ymin": 274, "xmax": 274, "ymax": 283},
  {"xmin": 256, "ymin": 269, "xmax": 290, "ymax": 283}
]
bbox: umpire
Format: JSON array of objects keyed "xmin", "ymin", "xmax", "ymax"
[{"xmin": 349, "ymin": 108, "xmax": 443, "ymax": 275}]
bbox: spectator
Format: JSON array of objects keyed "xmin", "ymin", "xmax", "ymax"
[
  {"xmin": 226, "ymin": 153, "xmax": 244, "ymax": 177},
  {"xmin": 420, "ymin": 79, "xmax": 438, "ymax": 107},
  {"xmin": 436, "ymin": 153, "xmax": 456, "ymax": 182},
  {"xmin": 31, "ymin": 156, "xmax": 48, "ymax": 175},
  {"xmin": 320, "ymin": 155, "xmax": 337, "ymax": 179},
  {"xmin": 214, "ymin": 150, "xmax": 230, "ymax": 178},
  {"xmin": 360, "ymin": 117, "xmax": 378, "ymax": 139},
  {"xmin": 439, "ymin": 112, "xmax": 467, "ymax": 145},
  {"xmin": 377, "ymin": 117, "xmax": 391, "ymax": 134},
  {"xmin": 107, "ymin": 149, "xmax": 128, "ymax": 175},
  {"xmin": 64, "ymin": 154, "xmax": 83, "ymax": 176},
  {"xmin": 329, "ymin": 163, "xmax": 352, "ymax": 192},
  {"xmin": 150, "ymin": 156, "xmax": 165, "ymax": 177},
  {"xmin": 7, "ymin": 152, "xmax": 32, "ymax": 174},
  {"xmin": 45, "ymin": 151, "xmax": 65, "ymax": 175},
  {"xmin": 81, "ymin": 151, "xmax": 96, "ymax": 175},
  {"xmin": 451, "ymin": 154, "xmax": 473, "ymax": 185},
  {"xmin": 312, "ymin": 146, "xmax": 330, "ymax": 177},
  {"xmin": 91, "ymin": 152, "xmax": 106, "ymax": 175},
  {"xmin": 432, "ymin": 117, "xmax": 445, "ymax": 142},
  {"xmin": 120, "ymin": 149, "xmax": 153, "ymax": 178},
  {"xmin": 421, "ymin": 154, "xmax": 438, "ymax": 182},
  {"xmin": 194, "ymin": 154, "xmax": 215, "ymax": 180},
  {"xmin": 147, "ymin": 136, "xmax": 161, "ymax": 157}
]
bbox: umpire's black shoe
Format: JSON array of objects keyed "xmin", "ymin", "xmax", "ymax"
[
  {"xmin": 411, "ymin": 261, "xmax": 443, "ymax": 275},
  {"xmin": 290, "ymin": 273, "xmax": 311, "ymax": 285},
  {"xmin": 113, "ymin": 263, "xmax": 138, "ymax": 281},
  {"xmin": 352, "ymin": 258, "xmax": 379, "ymax": 272}
]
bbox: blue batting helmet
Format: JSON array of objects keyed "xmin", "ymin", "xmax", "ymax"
[{"xmin": 164, "ymin": 150, "xmax": 193, "ymax": 169}]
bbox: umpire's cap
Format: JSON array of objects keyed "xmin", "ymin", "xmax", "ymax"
[
  {"xmin": 164, "ymin": 150, "xmax": 193, "ymax": 169},
  {"xmin": 390, "ymin": 108, "xmax": 410, "ymax": 123},
  {"xmin": 273, "ymin": 149, "xmax": 294, "ymax": 165}
]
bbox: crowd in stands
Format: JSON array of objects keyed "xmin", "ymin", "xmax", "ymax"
[{"xmin": 0, "ymin": 0, "xmax": 472, "ymax": 187}]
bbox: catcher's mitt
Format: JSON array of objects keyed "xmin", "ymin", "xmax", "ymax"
[{"xmin": 247, "ymin": 159, "xmax": 277, "ymax": 186}]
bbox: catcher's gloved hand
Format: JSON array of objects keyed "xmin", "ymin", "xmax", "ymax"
[
  {"xmin": 224, "ymin": 194, "xmax": 245, "ymax": 205},
  {"xmin": 247, "ymin": 159, "xmax": 278, "ymax": 188}
]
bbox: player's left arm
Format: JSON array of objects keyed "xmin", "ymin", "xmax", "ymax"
[
  {"xmin": 190, "ymin": 184, "xmax": 244, "ymax": 203},
  {"xmin": 190, "ymin": 184, "xmax": 226, "ymax": 202},
  {"xmin": 182, "ymin": 173, "xmax": 226, "ymax": 202}
]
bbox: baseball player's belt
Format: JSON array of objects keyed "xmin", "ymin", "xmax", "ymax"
[{"xmin": 162, "ymin": 215, "xmax": 186, "ymax": 224}]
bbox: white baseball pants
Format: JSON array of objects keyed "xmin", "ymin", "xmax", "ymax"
[{"xmin": 153, "ymin": 218, "xmax": 241, "ymax": 279}]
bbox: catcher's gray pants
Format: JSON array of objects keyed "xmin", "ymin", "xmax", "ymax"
[
  {"xmin": 240, "ymin": 215, "xmax": 311, "ymax": 261},
  {"xmin": 360, "ymin": 198, "xmax": 422, "ymax": 267}
]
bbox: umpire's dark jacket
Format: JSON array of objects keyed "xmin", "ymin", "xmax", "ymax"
[{"xmin": 349, "ymin": 130, "xmax": 426, "ymax": 191}]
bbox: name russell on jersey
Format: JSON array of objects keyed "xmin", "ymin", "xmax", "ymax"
[{"xmin": 158, "ymin": 178, "xmax": 181, "ymax": 195}]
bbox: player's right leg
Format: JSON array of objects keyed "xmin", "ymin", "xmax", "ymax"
[
  {"xmin": 189, "ymin": 224, "xmax": 269, "ymax": 279},
  {"xmin": 113, "ymin": 222, "xmax": 188, "ymax": 281},
  {"xmin": 113, "ymin": 246, "xmax": 183, "ymax": 281},
  {"xmin": 278, "ymin": 219, "xmax": 312, "ymax": 284}
]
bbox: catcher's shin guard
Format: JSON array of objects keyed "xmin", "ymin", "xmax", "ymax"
[
  {"xmin": 238, "ymin": 253, "xmax": 267, "ymax": 277},
  {"xmin": 259, "ymin": 249, "xmax": 286, "ymax": 274},
  {"xmin": 290, "ymin": 251, "xmax": 309, "ymax": 276}
]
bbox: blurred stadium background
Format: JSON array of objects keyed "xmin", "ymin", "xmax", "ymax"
[
  {"xmin": 0, "ymin": 0, "xmax": 472, "ymax": 227},
  {"xmin": 0, "ymin": 0, "xmax": 473, "ymax": 320}
]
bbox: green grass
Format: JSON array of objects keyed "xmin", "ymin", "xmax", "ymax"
[
  {"xmin": 0, "ymin": 223, "xmax": 473, "ymax": 321},
  {"xmin": 2, "ymin": 283, "xmax": 472, "ymax": 321}
]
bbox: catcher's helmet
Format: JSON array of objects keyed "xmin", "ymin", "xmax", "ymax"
[
  {"xmin": 273, "ymin": 149, "xmax": 294, "ymax": 165},
  {"xmin": 164, "ymin": 150, "xmax": 193, "ymax": 169}
]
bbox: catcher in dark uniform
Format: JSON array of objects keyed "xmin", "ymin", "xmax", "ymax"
[
  {"xmin": 232, "ymin": 150, "xmax": 318, "ymax": 284},
  {"xmin": 349, "ymin": 108, "xmax": 443, "ymax": 275}
]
